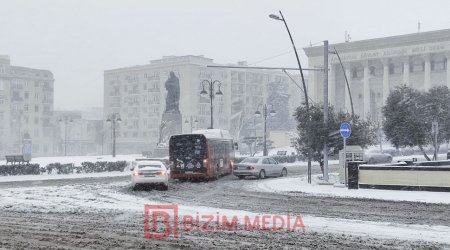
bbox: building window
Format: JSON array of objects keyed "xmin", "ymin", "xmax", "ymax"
[
  {"xmin": 34, "ymin": 105, "xmax": 39, "ymax": 112},
  {"xmin": 24, "ymin": 104, "xmax": 29, "ymax": 112}
]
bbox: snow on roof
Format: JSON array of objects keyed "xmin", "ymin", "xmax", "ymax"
[{"xmin": 192, "ymin": 129, "xmax": 232, "ymax": 139}]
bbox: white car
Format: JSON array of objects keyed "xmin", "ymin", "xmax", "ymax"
[
  {"xmin": 131, "ymin": 160, "xmax": 169, "ymax": 190},
  {"xmin": 233, "ymin": 156, "xmax": 288, "ymax": 179}
]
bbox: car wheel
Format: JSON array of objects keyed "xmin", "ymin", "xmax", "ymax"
[
  {"xmin": 160, "ymin": 184, "xmax": 168, "ymax": 191},
  {"xmin": 258, "ymin": 170, "xmax": 266, "ymax": 179},
  {"xmin": 238, "ymin": 176, "xmax": 245, "ymax": 180},
  {"xmin": 132, "ymin": 184, "xmax": 139, "ymax": 191},
  {"xmin": 280, "ymin": 168, "xmax": 288, "ymax": 177}
]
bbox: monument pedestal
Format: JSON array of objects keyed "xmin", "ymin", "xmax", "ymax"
[{"xmin": 161, "ymin": 111, "xmax": 182, "ymax": 143}]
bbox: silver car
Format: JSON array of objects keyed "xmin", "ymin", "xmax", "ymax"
[
  {"xmin": 233, "ymin": 156, "xmax": 287, "ymax": 179},
  {"xmin": 365, "ymin": 153, "xmax": 393, "ymax": 164}
]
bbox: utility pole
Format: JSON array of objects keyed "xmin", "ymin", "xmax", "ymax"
[{"xmin": 323, "ymin": 40, "xmax": 329, "ymax": 182}]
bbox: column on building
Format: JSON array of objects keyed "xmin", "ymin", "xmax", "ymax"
[
  {"xmin": 363, "ymin": 61, "xmax": 370, "ymax": 118},
  {"xmin": 424, "ymin": 53, "xmax": 431, "ymax": 90},
  {"xmin": 329, "ymin": 63, "xmax": 336, "ymax": 107},
  {"xmin": 402, "ymin": 57, "xmax": 410, "ymax": 85},
  {"xmin": 344, "ymin": 64, "xmax": 352, "ymax": 113},
  {"xmin": 382, "ymin": 58, "xmax": 390, "ymax": 105},
  {"xmin": 307, "ymin": 70, "xmax": 316, "ymax": 103}
]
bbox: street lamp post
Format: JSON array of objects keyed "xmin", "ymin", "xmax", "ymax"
[
  {"xmin": 270, "ymin": 10, "xmax": 312, "ymax": 183},
  {"xmin": 184, "ymin": 116, "xmax": 199, "ymax": 133},
  {"xmin": 269, "ymin": 11, "xmax": 309, "ymax": 109},
  {"xmin": 255, "ymin": 104, "xmax": 276, "ymax": 156},
  {"xmin": 59, "ymin": 116, "xmax": 73, "ymax": 156},
  {"xmin": 106, "ymin": 113, "xmax": 122, "ymax": 157},
  {"xmin": 200, "ymin": 79, "xmax": 223, "ymax": 129}
]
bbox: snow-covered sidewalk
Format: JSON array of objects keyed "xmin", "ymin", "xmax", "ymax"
[
  {"xmin": 0, "ymin": 171, "xmax": 130, "ymax": 183},
  {"xmin": 0, "ymin": 154, "xmax": 140, "ymax": 166},
  {"xmin": 244, "ymin": 173, "xmax": 450, "ymax": 204}
]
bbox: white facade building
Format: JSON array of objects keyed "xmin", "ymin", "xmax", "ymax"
[
  {"xmin": 304, "ymin": 29, "xmax": 450, "ymax": 121},
  {"xmin": 0, "ymin": 55, "xmax": 56, "ymax": 157}
]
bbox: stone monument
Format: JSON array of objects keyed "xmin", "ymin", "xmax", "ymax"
[{"xmin": 159, "ymin": 71, "xmax": 182, "ymax": 144}]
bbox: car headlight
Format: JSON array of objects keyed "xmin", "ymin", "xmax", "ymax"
[{"xmin": 133, "ymin": 171, "xmax": 143, "ymax": 176}]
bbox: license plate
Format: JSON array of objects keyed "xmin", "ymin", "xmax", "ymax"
[
  {"xmin": 185, "ymin": 171, "xmax": 193, "ymax": 174},
  {"xmin": 144, "ymin": 175, "xmax": 155, "ymax": 177}
]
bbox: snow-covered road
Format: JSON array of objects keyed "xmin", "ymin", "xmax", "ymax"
[{"xmin": 1, "ymin": 167, "xmax": 449, "ymax": 249}]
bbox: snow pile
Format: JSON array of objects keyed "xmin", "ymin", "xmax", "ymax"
[{"xmin": 245, "ymin": 173, "xmax": 450, "ymax": 204}]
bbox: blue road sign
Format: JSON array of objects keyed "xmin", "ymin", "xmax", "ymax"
[{"xmin": 340, "ymin": 122, "xmax": 352, "ymax": 138}]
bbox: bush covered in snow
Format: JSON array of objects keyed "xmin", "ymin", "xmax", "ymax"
[
  {"xmin": 0, "ymin": 161, "xmax": 127, "ymax": 176},
  {"xmin": 0, "ymin": 164, "xmax": 40, "ymax": 176}
]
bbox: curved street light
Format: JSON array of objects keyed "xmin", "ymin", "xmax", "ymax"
[
  {"xmin": 200, "ymin": 79, "xmax": 223, "ymax": 129},
  {"xmin": 270, "ymin": 10, "xmax": 313, "ymax": 183},
  {"xmin": 255, "ymin": 104, "xmax": 276, "ymax": 156},
  {"xmin": 269, "ymin": 11, "xmax": 309, "ymax": 109}
]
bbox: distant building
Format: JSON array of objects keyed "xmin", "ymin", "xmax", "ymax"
[
  {"xmin": 0, "ymin": 55, "xmax": 56, "ymax": 157},
  {"xmin": 54, "ymin": 108, "xmax": 104, "ymax": 156},
  {"xmin": 304, "ymin": 29, "xmax": 450, "ymax": 121},
  {"xmin": 104, "ymin": 55, "xmax": 302, "ymax": 154}
]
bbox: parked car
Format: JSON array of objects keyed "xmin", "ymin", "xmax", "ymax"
[
  {"xmin": 233, "ymin": 156, "xmax": 287, "ymax": 179},
  {"xmin": 365, "ymin": 153, "xmax": 393, "ymax": 164},
  {"xmin": 130, "ymin": 160, "xmax": 169, "ymax": 190}
]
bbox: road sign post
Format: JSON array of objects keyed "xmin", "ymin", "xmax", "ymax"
[{"xmin": 340, "ymin": 122, "xmax": 352, "ymax": 186}]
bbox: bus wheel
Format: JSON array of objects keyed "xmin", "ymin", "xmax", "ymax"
[
  {"xmin": 258, "ymin": 170, "xmax": 266, "ymax": 179},
  {"xmin": 238, "ymin": 176, "xmax": 245, "ymax": 180}
]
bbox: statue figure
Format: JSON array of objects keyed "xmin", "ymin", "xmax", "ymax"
[{"xmin": 165, "ymin": 72, "xmax": 180, "ymax": 112}]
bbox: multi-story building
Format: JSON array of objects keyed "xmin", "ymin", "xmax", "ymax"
[
  {"xmin": 104, "ymin": 55, "xmax": 302, "ymax": 154},
  {"xmin": 304, "ymin": 29, "xmax": 450, "ymax": 121},
  {"xmin": 0, "ymin": 55, "xmax": 56, "ymax": 157}
]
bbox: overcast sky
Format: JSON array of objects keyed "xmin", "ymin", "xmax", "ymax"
[{"xmin": 1, "ymin": 0, "xmax": 450, "ymax": 110}]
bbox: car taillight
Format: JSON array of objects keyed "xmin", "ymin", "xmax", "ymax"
[
  {"xmin": 247, "ymin": 166, "xmax": 254, "ymax": 170},
  {"xmin": 203, "ymin": 159, "xmax": 208, "ymax": 165}
]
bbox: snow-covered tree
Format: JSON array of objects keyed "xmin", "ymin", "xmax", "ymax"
[
  {"xmin": 295, "ymin": 103, "xmax": 375, "ymax": 173},
  {"xmin": 383, "ymin": 85, "xmax": 450, "ymax": 160},
  {"xmin": 382, "ymin": 85, "xmax": 429, "ymax": 159}
]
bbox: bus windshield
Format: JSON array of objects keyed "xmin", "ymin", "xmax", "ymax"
[{"xmin": 169, "ymin": 134, "xmax": 207, "ymax": 161}]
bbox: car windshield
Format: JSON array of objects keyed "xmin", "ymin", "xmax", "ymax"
[{"xmin": 241, "ymin": 158, "xmax": 259, "ymax": 163}]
